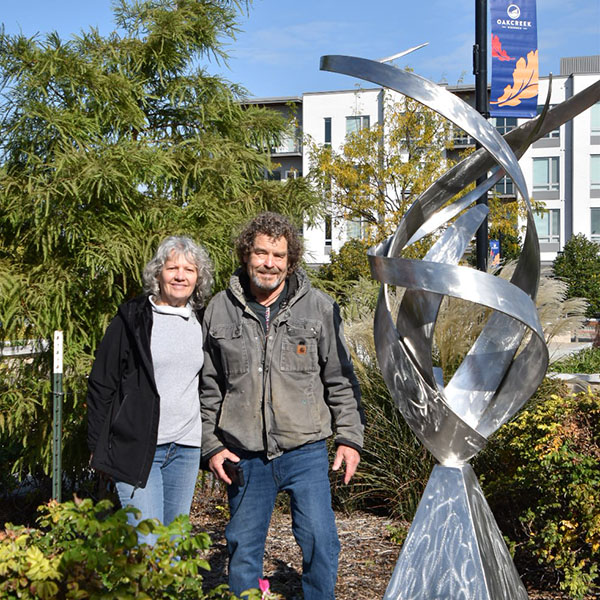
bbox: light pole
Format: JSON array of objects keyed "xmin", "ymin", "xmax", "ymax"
[{"xmin": 474, "ymin": 0, "xmax": 489, "ymax": 271}]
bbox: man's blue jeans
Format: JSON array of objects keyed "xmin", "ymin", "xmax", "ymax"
[
  {"xmin": 226, "ymin": 440, "xmax": 340, "ymax": 600},
  {"xmin": 115, "ymin": 443, "xmax": 201, "ymax": 545}
]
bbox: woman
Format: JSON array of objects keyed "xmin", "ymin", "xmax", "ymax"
[{"xmin": 87, "ymin": 236, "xmax": 213, "ymax": 544}]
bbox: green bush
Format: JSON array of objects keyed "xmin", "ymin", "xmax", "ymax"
[
  {"xmin": 551, "ymin": 346, "xmax": 600, "ymax": 374},
  {"xmin": 553, "ymin": 234, "xmax": 600, "ymax": 317},
  {"xmin": 331, "ymin": 329, "xmax": 434, "ymax": 521},
  {"xmin": 0, "ymin": 0, "xmax": 321, "ymax": 485},
  {"xmin": 337, "ymin": 376, "xmax": 433, "ymax": 521},
  {"xmin": 0, "ymin": 497, "xmax": 234, "ymax": 599},
  {"xmin": 312, "ymin": 239, "xmax": 375, "ymax": 307},
  {"xmin": 476, "ymin": 380, "xmax": 600, "ymax": 598}
]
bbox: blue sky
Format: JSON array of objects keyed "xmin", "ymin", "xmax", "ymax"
[{"xmin": 2, "ymin": 0, "xmax": 599, "ymax": 98}]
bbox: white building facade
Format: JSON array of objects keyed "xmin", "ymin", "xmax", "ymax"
[
  {"xmin": 301, "ymin": 87, "xmax": 385, "ymax": 264},
  {"xmin": 297, "ymin": 55, "xmax": 600, "ymax": 268}
]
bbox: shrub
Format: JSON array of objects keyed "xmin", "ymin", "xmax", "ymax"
[
  {"xmin": 332, "ymin": 290, "xmax": 434, "ymax": 520},
  {"xmin": 553, "ymin": 234, "xmax": 600, "ymax": 317},
  {"xmin": 551, "ymin": 346, "xmax": 600, "ymax": 374},
  {"xmin": 0, "ymin": 497, "xmax": 234, "ymax": 599},
  {"xmin": 335, "ymin": 365, "xmax": 433, "ymax": 521},
  {"xmin": 311, "ymin": 239, "xmax": 375, "ymax": 307},
  {"xmin": 476, "ymin": 381, "xmax": 600, "ymax": 598}
]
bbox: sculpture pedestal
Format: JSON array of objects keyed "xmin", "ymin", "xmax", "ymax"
[{"xmin": 384, "ymin": 464, "xmax": 528, "ymax": 600}]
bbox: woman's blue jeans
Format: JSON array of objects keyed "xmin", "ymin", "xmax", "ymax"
[
  {"xmin": 115, "ymin": 443, "xmax": 201, "ymax": 546},
  {"xmin": 226, "ymin": 440, "xmax": 340, "ymax": 600}
]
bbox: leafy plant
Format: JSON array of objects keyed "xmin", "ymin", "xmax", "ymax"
[
  {"xmin": 307, "ymin": 91, "xmax": 453, "ymax": 243},
  {"xmin": 313, "ymin": 239, "xmax": 373, "ymax": 306},
  {"xmin": 476, "ymin": 382, "xmax": 600, "ymax": 598},
  {"xmin": 553, "ymin": 234, "xmax": 600, "ymax": 317},
  {"xmin": 331, "ymin": 285, "xmax": 434, "ymax": 519},
  {"xmin": 0, "ymin": 0, "xmax": 321, "ymax": 481},
  {"xmin": 385, "ymin": 524, "xmax": 409, "ymax": 547},
  {"xmin": 552, "ymin": 347, "xmax": 600, "ymax": 374},
  {"xmin": 0, "ymin": 496, "xmax": 234, "ymax": 599}
]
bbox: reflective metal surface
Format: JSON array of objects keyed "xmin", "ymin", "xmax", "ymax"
[
  {"xmin": 320, "ymin": 54, "xmax": 600, "ymax": 599},
  {"xmin": 321, "ymin": 54, "xmax": 547, "ymax": 464},
  {"xmin": 383, "ymin": 465, "xmax": 529, "ymax": 600}
]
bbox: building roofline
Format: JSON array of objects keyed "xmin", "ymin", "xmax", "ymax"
[
  {"xmin": 299, "ymin": 75, "xmax": 565, "ymax": 97},
  {"xmin": 241, "ymin": 96, "xmax": 302, "ymax": 105},
  {"xmin": 303, "ymin": 87, "xmax": 382, "ymax": 97}
]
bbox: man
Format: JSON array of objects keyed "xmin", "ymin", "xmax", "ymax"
[{"xmin": 200, "ymin": 212, "xmax": 364, "ymax": 599}]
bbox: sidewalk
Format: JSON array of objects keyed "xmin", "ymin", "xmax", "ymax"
[{"xmin": 547, "ymin": 340, "xmax": 593, "ymax": 363}]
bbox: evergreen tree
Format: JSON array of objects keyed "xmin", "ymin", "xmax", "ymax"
[{"xmin": 0, "ymin": 0, "xmax": 320, "ymax": 478}]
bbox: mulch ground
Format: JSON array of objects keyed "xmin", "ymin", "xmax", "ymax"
[{"xmin": 190, "ymin": 483, "xmax": 590, "ymax": 600}]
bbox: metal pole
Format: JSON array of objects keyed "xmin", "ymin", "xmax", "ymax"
[
  {"xmin": 52, "ymin": 330, "xmax": 63, "ymax": 502},
  {"xmin": 474, "ymin": 0, "xmax": 489, "ymax": 271}
]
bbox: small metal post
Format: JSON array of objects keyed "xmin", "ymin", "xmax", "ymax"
[{"xmin": 52, "ymin": 330, "xmax": 63, "ymax": 502}]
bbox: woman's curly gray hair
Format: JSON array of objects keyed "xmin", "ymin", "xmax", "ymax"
[{"xmin": 143, "ymin": 236, "xmax": 213, "ymax": 309}]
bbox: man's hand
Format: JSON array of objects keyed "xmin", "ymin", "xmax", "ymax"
[
  {"xmin": 208, "ymin": 449, "xmax": 241, "ymax": 485},
  {"xmin": 332, "ymin": 444, "xmax": 360, "ymax": 484}
]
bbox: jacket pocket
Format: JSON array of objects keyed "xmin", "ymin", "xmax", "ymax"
[
  {"xmin": 209, "ymin": 323, "xmax": 249, "ymax": 375},
  {"xmin": 280, "ymin": 321, "xmax": 319, "ymax": 373}
]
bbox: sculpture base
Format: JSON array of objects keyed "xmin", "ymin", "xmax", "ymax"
[{"xmin": 384, "ymin": 464, "xmax": 528, "ymax": 600}]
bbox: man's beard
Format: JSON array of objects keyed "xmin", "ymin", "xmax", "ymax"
[{"xmin": 251, "ymin": 270, "xmax": 285, "ymax": 291}]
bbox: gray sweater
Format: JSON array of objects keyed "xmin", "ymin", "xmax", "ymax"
[{"xmin": 150, "ymin": 299, "xmax": 203, "ymax": 446}]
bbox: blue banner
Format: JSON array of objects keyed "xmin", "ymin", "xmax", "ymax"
[
  {"xmin": 490, "ymin": 0, "xmax": 538, "ymax": 118},
  {"xmin": 489, "ymin": 239, "xmax": 500, "ymax": 266}
]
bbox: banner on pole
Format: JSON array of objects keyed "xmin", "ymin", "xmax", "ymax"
[{"xmin": 490, "ymin": 0, "xmax": 538, "ymax": 117}]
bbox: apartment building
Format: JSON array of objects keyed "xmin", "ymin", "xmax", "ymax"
[
  {"xmin": 302, "ymin": 87, "xmax": 385, "ymax": 264},
  {"xmin": 249, "ymin": 56, "xmax": 600, "ymax": 267},
  {"xmin": 242, "ymin": 96, "xmax": 303, "ymax": 182}
]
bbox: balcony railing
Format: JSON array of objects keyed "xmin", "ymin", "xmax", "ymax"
[{"xmin": 272, "ymin": 132, "xmax": 302, "ymax": 154}]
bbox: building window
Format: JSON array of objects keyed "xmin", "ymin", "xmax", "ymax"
[
  {"xmin": 346, "ymin": 218, "xmax": 364, "ymax": 240},
  {"xmin": 284, "ymin": 169, "xmax": 300, "ymax": 180},
  {"xmin": 534, "ymin": 209, "xmax": 560, "ymax": 244},
  {"xmin": 494, "ymin": 117, "xmax": 517, "ymax": 136},
  {"xmin": 536, "ymin": 105, "xmax": 560, "ymax": 139},
  {"xmin": 592, "ymin": 208, "xmax": 600, "ymax": 243},
  {"xmin": 592, "ymin": 102, "xmax": 600, "ymax": 136},
  {"xmin": 346, "ymin": 115, "xmax": 370, "ymax": 135},
  {"xmin": 494, "ymin": 176, "xmax": 514, "ymax": 196},
  {"xmin": 266, "ymin": 170, "xmax": 281, "ymax": 181},
  {"xmin": 591, "ymin": 155, "xmax": 600, "ymax": 190},
  {"xmin": 533, "ymin": 157, "xmax": 559, "ymax": 191},
  {"xmin": 453, "ymin": 128, "xmax": 475, "ymax": 146},
  {"xmin": 324, "ymin": 214, "xmax": 332, "ymax": 247},
  {"xmin": 324, "ymin": 117, "xmax": 332, "ymax": 147}
]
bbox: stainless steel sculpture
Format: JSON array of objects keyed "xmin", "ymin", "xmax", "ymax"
[{"xmin": 321, "ymin": 54, "xmax": 600, "ymax": 599}]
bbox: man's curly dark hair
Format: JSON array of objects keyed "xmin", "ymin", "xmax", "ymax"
[{"xmin": 235, "ymin": 212, "xmax": 304, "ymax": 274}]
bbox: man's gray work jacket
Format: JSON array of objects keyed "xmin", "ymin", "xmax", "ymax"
[{"xmin": 200, "ymin": 267, "xmax": 364, "ymax": 460}]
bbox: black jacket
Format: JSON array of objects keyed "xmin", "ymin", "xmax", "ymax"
[{"xmin": 87, "ymin": 295, "xmax": 204, "ymax": 488}]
